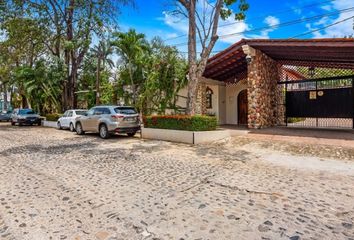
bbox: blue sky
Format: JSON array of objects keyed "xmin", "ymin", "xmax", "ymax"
[{"xmin": 118, "ymin": 0, "xmax": 354, "ymax": 54}]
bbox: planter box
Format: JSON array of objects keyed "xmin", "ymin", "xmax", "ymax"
[
  {"xmin": 42, "ymin": 120, "xmax": 58, "ymax": 128},
  {"xmin": 141, "ymin": 127, "xmax": 230, "ymax": 144}
]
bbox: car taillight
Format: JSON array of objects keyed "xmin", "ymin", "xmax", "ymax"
[{"xmin": 111, "ymin": 115, "xmax": 124, "ymax": 120}]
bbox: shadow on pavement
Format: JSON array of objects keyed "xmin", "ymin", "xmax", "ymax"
[{"xmin": 248, "ymin": 127, "xmax": 354, "ymax": 141}]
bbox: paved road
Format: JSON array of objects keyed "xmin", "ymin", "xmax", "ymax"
[{"xmin": 0, "ymin": 123, "xmax": 353, "ymax": 240}]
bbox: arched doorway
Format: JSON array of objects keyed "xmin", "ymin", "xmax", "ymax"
[{"xmin": 237, "ymin": 89, "xmax": 248, "ymax": 125}]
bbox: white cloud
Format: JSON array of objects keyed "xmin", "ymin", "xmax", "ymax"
[
  {"xmin": 264, "ymin": 16, "xmax": 280, "ymax": 26},
  {"xmin": 218, "ymin": 15, "xmax": 280, "ymax": 42},
  {"xmin": 217, "ymin": 17, "xmax": 249, "ymax": 44},
  {"xmin": 165, "ymin": 33, "xmax": 179, "ymax": 39},
  {"xmin": 292, "ymin": 7, "xmax": 302, "ymax": 15},
  {"xmin": 160, "ymin": 11, "xmax": 189, "ymax": 34},
  {"xmin": 321, "ymin": 5, "xmax": 332, "ymax": 11},
  {"xmin": 307, "ymin": 0, "xmax": 354, "ymax": 38},
  {"xmin": 314, "ymin": 16, "xmax": 331, "ymax": 26},
  {"xmin": 160, "ymin": 7, "xmax": 281, "ymax": 46},
  {"xmin": 159, "ymin": 5, "xmax": 249, "ymax": 45},
  {"xmin": 247, "ymin": 16, "xmax": 280, "ymax": 39}
]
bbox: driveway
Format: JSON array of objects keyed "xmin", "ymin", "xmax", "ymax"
[{"xmin": 0, "ymin": 123, "xmax": 353, "ymax": 240}]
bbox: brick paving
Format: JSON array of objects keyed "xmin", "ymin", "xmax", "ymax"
[{"xmin": 0, "ymin": 123, "xmax": 353, "ymax": 240}]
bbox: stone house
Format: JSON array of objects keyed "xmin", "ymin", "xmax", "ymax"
[{"xmin": 176, "ymin": 39, "xmax": 354, "ymax": 129}]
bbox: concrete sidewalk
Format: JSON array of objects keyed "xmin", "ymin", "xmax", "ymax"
[
  {"xmin": 247, "ymin": 127, "xmax": 354, "ymax": 149},
  {"xmin": 221, "ymin": 125, "xmax": 354, "ymax": 149}
]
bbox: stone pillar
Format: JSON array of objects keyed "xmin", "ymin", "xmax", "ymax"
[
  {"xmin": 247, "ymin": 48, "xmax": 280, "ymax": 129},
  {"xmin": 275, "ymin": 69, "xmax": 286, "ymax": 126},
  {"xmin": 195, "ymin": 82, "xmax": 207, "ymax": 115}
]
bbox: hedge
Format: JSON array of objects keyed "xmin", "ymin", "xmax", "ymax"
[
  {"xmin": 45, "ymin": 113, "xmax": 62, "ymax": 122},
  {"xmin": 287, "ymin": 117, "xmax": 305, "ymax": 123},
  {"xmin": 143, "ymin": 115, "xmax": 218, "ymax": 131}
]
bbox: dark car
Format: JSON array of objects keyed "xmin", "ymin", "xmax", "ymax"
[
  {"xmin": 0, "ymin": 111, "xmax": 11, "ymax": 122},
  {"xmin": 11, "ymin": 109, "xmax": 41, "ymax": 126}
]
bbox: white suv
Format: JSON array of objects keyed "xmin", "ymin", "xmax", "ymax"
[
  {"xmin": 75, "ymin": 106, "xmax": 141, "ymax": 139},
  {"xmin": 57, "ymin": 109, "xmax": 87, "ymax": 131}
]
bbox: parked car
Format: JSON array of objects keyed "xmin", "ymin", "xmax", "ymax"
[
  {"xmin": 57, "ymin": 109, "xmax": 87, "ymax": 132},
  {"xmin": 75, "ymin": 106, "xmax": 140, "ymax": 139},
  {"xmin": 0, "ymin": 111, "xmax": 12, "ymax": 122},
  {"xmin": 11, "ymin": 109, "xmax": 41, "ymax": 126}
]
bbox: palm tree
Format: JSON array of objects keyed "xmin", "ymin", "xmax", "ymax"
[
  {"xmin": 92, "ymin": 41, "xmax": 114, "ymax": 105},
  {"xmin": 111, "ymin": 29, "xmax": 149, "ymax": 105},
  {"xmin": 21, "ymin": 61, "xmax": 62, "ymax": 113}
]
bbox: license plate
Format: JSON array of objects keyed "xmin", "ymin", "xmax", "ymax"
[{"xmin": 125, "ymin": 117, "xmax": 135, "ymax": 122}]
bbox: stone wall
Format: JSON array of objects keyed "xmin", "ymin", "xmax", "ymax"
[
  {"xmin": 247, "ymin": 49, "xmax": 280, "ymax": 128},
  {"xmin": 275, "ymin": 78, "xmax": 286, "ymax": 126}
]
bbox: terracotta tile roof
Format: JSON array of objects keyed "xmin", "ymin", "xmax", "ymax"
[{"xmin": 204, "ymin": 38, "xmax": 354, "ymax": 81}]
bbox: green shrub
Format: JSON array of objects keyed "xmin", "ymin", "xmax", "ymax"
[
  {"xmin": 143, "ymin": 115, "xmax": 218, "ymax": 131},
  {"xmin": 287, "ymin": 117, "xmax": 305, "ymax": 123},
  {"xmin": 45, "ymin": 113, "xmax": 62, "ymax": 122}
]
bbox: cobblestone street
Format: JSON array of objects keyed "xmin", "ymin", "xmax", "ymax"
[{"xmin": 0, "ymin": 123, "xmax": 353, "ymax": 240}]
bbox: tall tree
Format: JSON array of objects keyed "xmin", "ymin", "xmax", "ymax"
[
  {"xmin": 20, "ymin": 0, "xmax": 132, "ymax": 110},
  {"xmin": 92, "ymin": 40, "xmax": 114, "ymax": 105},
  {"xmin": 0, "ymin": 17, "xmax": 47, "ymax": 108},
  {"xmin": 174, "ymin": 0, "xmax": 248, "ymax": 114},
  {"xmin": 111, "ymin": 29, "xmax": 149, "ymax": 105},
  {"xmin": 141, "ymin": 38, "xmax": 187, "ymax": 114}
]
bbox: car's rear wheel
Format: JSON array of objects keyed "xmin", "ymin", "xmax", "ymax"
[
  {"xmin": 99, "ymin": 124, "xmax": 110, "ymax": 139},
  {"xmin": 127, "ymin": 132, "xmax": 136, "ymax": 137},
  {"xmin": 69, "ymin": 123, "xmax": 75, "ymax": 132},
  {"xmin": 57, "ymin": 121, "xmax": 62, "ymax": 130},
  {"xmin": 76, "ymin": 122, "xmax": 85, "ymax": 135}
]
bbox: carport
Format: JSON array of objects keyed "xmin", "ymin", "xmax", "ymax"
[{"xmin": 203, "ymin": 39, "xmax": 354, "ymax": 129}]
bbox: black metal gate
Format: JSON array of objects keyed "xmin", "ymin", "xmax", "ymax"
[{"xmin": 278, "ymin": 75, "xmax": 354, "ymax": 129}]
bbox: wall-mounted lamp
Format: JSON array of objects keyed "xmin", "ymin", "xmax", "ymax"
[
  {"xmin": 242, "ymin": 45, "xmax": 256, "ymax": 65},
  {"xmin": 245, "ymin": 55, "xmax": 252, "ymax": 64},
  {"xmin": 308, "ymin": 66, "xmax": 315, "ymax": 78}
]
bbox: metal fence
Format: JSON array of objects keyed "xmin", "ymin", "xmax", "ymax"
[{"xmin": 277, "ymin": 62, "xmax": 354, "ymax": 129}]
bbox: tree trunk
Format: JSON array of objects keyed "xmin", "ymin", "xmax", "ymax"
[
  {"xmin": 180, "ymin": 0, "xmax": 224, "ymax": 115},
  {"xmin": 70, "ymin": 58, "xmax": 78, "ymax": 108},
  {"xmin": 65, "ymin": 0, "xmax": 75, "ymax": 110},
  {"xmin": 21, "ymin": 95, "xmax": 28, "ymax": 108},
  {"xmin": 9, "ymin": 88, "xmax": 13, "ymax": 110},
  {"xmin": 128, "ymin": 62, "xmax": 136, "ymax": 105},
  {"xmin": 95, "ymin": 57, "xmax": 101, "ymax": 105},
  {"xmin": 112, "ymin": 74, "xmax": 118, "ymax": 105},
  {"xmin": 185, "ymin": 0, "xmax": 198, "ymax": 115},
  {"xmin": 186, "ymin": 69, "xmax": 198, "ymax": 115},
  {"xmin": 63, "ymin": 47, "xmax": 69, "ymax": 111},
  {"xmin": 3, "ymin": 83, "xmax": 8, "ymax": 111},
  {"xmin": 112, "ymin": 88, "xmax": 118, "ymax": 105}
]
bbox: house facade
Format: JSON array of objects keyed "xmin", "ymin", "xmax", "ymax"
[{"xmin": 177, "ymin": 39, "xmax": 354, "ymax": 129}]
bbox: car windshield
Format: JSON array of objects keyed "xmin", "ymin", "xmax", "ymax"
[
  {"xmin": 114, "ymin": 107, "xmax": 137, "ymax": 115},
  {"xmin": 19, "ymin": 109, "xmax": 36, "ymax": 115},
  {"xmin": 75, "ymin": 110, "xmax": 87, "ymax": 116}
]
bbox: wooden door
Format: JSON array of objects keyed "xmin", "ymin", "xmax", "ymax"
[{"xmin": 237, "ymin": 89, "xmax": 248, "ymax": 125}]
